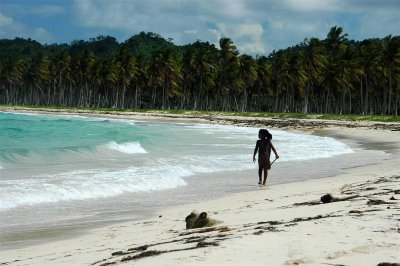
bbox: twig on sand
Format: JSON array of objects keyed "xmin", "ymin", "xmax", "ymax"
[
  {"xmin": 179, "ymin": 226, "xmax": 230, "ymax": 236},
  {"xmin": 320, "ymin": 193, "xmax": 360, "ymax": 203}
]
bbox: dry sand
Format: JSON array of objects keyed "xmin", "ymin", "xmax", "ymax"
[{"xmin": 0, "ymin": 107, "xmax": 399, "ymax": 266}]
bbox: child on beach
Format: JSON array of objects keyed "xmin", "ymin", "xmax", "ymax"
[{"xmin": 253, "ymin": 129, "xmax": 279, "ymax": 185}]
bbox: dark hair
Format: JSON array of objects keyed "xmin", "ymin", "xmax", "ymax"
[
  {"xmin": 258, "ymin": 129, "xmax": 266, "ymax": 139},
  {"xmin": 259, "ymin": 129, "xmax": 271, "ymax": 140}
]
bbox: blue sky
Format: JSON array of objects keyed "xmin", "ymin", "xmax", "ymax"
[{"xmin": 1, "ymin": 0, "xmax": 399, "ymax": 55}]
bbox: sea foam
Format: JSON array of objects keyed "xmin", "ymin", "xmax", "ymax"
[
  {"xmin": 102, "ymin": 141, "xmax": 147, "ymax": 154},
  {"xmin": 0, "ymin": 165, "xmax": 189, "ymax": 210}
]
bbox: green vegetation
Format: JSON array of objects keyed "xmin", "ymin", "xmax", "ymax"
[
  {"xmin": 0, "ymin": 27, "xmax": 399, "ymax": 116},
  {"xmin": 2, "ymin": 104, "xmax": 399, "ymax": 122}
]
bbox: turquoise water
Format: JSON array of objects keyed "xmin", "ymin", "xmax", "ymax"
[
  {"xmin": 0, "ymin": 112, "xmax": 146, "ymax": 163},
  {"xmin": 0, "ymin": 111, "xmax": 358, "ymax": 211},
  {"xmin": 3, "ymin": 111, "xmax": 388, "ymax": 247}
]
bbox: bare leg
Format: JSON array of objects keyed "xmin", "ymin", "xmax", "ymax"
[
  {"xmin": 258, "ymin": 167, "xmax": 262, "ymax": 184},
  {"xmin": 262, "ymin": 169, "xmax": 268, "ymax": 185}
]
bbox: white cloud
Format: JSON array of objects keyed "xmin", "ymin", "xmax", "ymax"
[
  {"xmin": 69, "ymin": 0, "xmax": 400, "ymax": 55},
  {"xmin": 32, "ymin": 27, "xmax": 54, "ymax": 43},
  {"xmin": 0, "ymin": 12, "xmax": 54, "ymax": 43},
  {"xmin": 0, "ymin": 12, "xmax": 13, "ymax": 27},
  {"xmin": 208, "ymin": 28, "xmax": 221, "ymax": 40},
  {"xmin": 0, "ymin": 12, "xmax": 24, "ymax": 37},
  {"xmin": 212, "ymin": 22, "xmax": 266, "ymax": 54},
  {"xmin": 236, "ymin": 23, "xmax": 263, "ymax": 38}
]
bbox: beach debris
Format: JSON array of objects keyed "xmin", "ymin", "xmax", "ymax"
[
  {"xmin": 290, "ymin": 214, "xmax": 341, "ymax": 223},
  {"xmin": 121, "ymin": 250, "xmax": 163, "ymax": 262},
  {"xmin": 179, "ymin": 226, "xmax": 230, "ymax": 236},
  {"xmin": 367, "ymin": 199, "xmax": 395, "ymax": 205},
  {"xmin": 185, "ymin": 210, "xmax": 199, "ymax": 229},
  {"xmin": 320, "ymin": 193, "xmax": 359, "ymax": 203},
  {"xmin": 184, "ymin": 236, "xmax": 207, "ymax": 243},
  {"xmin": 253, "ymin": 226, "xmax": 281, "ymax": 234},
  {"xmin": 257, "ymin": 220, "xmax": 283, "ymax": 225},
  {"xmin": 339, "ymin": 183, "xmax": 350, "ymax": 193},
  {"xmin": 185, "ymin": 211, "xmax": 222, "ymax": 229},
  {"xmin": 196, "ymin": 241, "xmax": 219, "ymax": 248},
  {"xmin": 293, "ymin": 200, "xmax": 320, "ymax": 206},
  {"xmin": 348, "ymin": 209, "xmax": 381, "ymax": 214},
  {"xmin": 194, "ymin": 212, "xmax": 222, "ymax": 228}
]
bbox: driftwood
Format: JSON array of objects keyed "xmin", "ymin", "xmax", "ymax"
[
  {"xmin": 320, "ymin": 193, "xmax": 360, "ymax": 203},
  {"xmin": 179, "ymin": 226, "xmax": 230, "ymax": 236}
]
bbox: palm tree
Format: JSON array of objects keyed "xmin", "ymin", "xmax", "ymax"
[
  {"xmin": 133, "ymin": 55, "xmax": 148, "ymax": 109},
  {"xmin": 321, "ymin": 52, "xmax": 344, "ymax": 113},
  {"xmin": 51, "ymin": 51, "xmax": 71, "ymax": 106},
  {"xmin": 103, "ymin": 59, "xmax": 119, "ymax": 107},
  {"xmin": 286, "ymin": 51, "xmax": 306, "ymax": 112},
  {"xmin": 151, "ymin": 48, "xmax": 182, "ymax": 109},
  {"xmin": 181, "ymin": 47, "xmax": 195, "ymax": 109},
  {"xmin": 116, "ymin": 46, "xmax": 138, "ymax": 108},
  {"xmin": 339, "ymin": 44, "xmax": 363, "ymax": 113},
  {"xmin": 2, "ymin": 57, "xmax": 26, "ymax": 104},
  {"xmin": 269, "ymin": 50, "xmax": 289, "ymax": 112},
  {"xmin": 323, "ymin": 26, "xmax": 348, "ymax": 113},
  {"xmin": 359, "ymin": 40, "xmax": 381, "ymax": 114},
  {"xmin": 191, "ymin": 46, "xmax": 216, "ymax": 110},
  {"xmin": 253, "ymin": 56, "xmax": 271, "ymax": 111},
  {"xmin": 217, "ymin": 38, "xmax": 240, "ymax": 110},
  {"xmin": 302, "ymin": 38, "xmax": 325, "ymax": 113},
  {"xmin": 325, "ymin": 26, "xmax": 348, "ymax": 57},
  {"xmin": 74, "ymin": 50, "xmax": 96, "ymax": 107},
  {"xmin": 238, "ymin": 54, "xmax": 258, "ymax": 111},
  {"xmin": 381, "ymin": 35, "xmax": 400, "ymax": 114},
  {"xmin": 24, "ymin": 54, "xmax": 50, "ymax": 105}
]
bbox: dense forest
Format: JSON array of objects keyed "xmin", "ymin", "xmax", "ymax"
[{"xmin": 0, "ymin": 27, "xmax": 399, "ymax": 115}]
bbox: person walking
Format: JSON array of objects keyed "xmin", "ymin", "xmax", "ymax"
[{"xmin": 253, "ymin": 129, "xmax": 279, "ymax": 185}]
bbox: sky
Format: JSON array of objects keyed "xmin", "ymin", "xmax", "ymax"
[{"xmin": 1, "ymin": 0, "xmax": 399, "ymax": 55}]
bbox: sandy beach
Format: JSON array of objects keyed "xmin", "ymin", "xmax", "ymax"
[{"xmin": 0, "ymin": 107, "xmax": 399, "ymax": 266}]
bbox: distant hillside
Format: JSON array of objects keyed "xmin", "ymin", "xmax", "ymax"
[
  {"xmin": 0, "ymin": 32, "xmax": 185, "ymax": 61},
  {"xmin": 123, "ymin": 31, "xmax": 182, "ymax": 61},
  {"xmin": 0, "ymin": 38, "xmax": 44, "ymax": 60}
]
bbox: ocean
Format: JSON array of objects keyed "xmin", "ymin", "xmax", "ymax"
[{"xmin": 0, "ymin": 111, "xmax": 390, "ymax": 247}]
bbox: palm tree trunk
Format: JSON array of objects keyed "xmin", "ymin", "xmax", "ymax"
[
  {"xmin": 303, "ymin": 77, "xmax": 311, "ymax": 113},
  {"xmin": 388, "ymin": 70, "xmax": 392, "ymax": 114},
  {"xmin": 364, "ymin": 75, "xmax": 369, "ymax": 114}
]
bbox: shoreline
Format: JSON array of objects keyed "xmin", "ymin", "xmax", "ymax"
[
  {"xmin": 0, "ymin": 107, "xmax": 399, "ymax": 265},
  {"xmin": 1, "ymin": 106, "xmax": 400, "ymax": 131}
]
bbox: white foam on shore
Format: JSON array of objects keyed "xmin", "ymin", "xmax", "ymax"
[
  {"xmin": 101, "ymin": 141, "xmax": 147, "ymax": 154},
  {"xmin": 185, "ymin": 123, "xmax": 354, "ymax": 161},
  {"xmin": 0, "ymin": 165, "xmax": 189, "ymax": 210}
]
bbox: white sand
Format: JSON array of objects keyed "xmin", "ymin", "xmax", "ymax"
[{"xmin": 0, "ymin": 109, "xmax": 399, "ymax": 266}]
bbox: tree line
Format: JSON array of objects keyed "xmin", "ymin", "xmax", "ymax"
[{"xmin": 1, "ymin": 27, "xmax": 399, "ymax": 115}]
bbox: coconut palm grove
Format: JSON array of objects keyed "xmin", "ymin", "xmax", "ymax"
[{"xmin": 0, "ymin": 26, "xmax": 399, "ymax": 115}]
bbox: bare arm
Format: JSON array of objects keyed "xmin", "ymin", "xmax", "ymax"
[
  {"xmin": 253, "ymin": 141, "xmax": 259, "ymax": 162},
  {"xmin": 270, "ymin": 142, "xmax": 279, "ymax": 159}
]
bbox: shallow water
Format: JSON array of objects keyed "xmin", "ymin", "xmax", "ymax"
[{"xmin": 0, "ymin": 112, "xmax": 391, "ymax": 248}]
